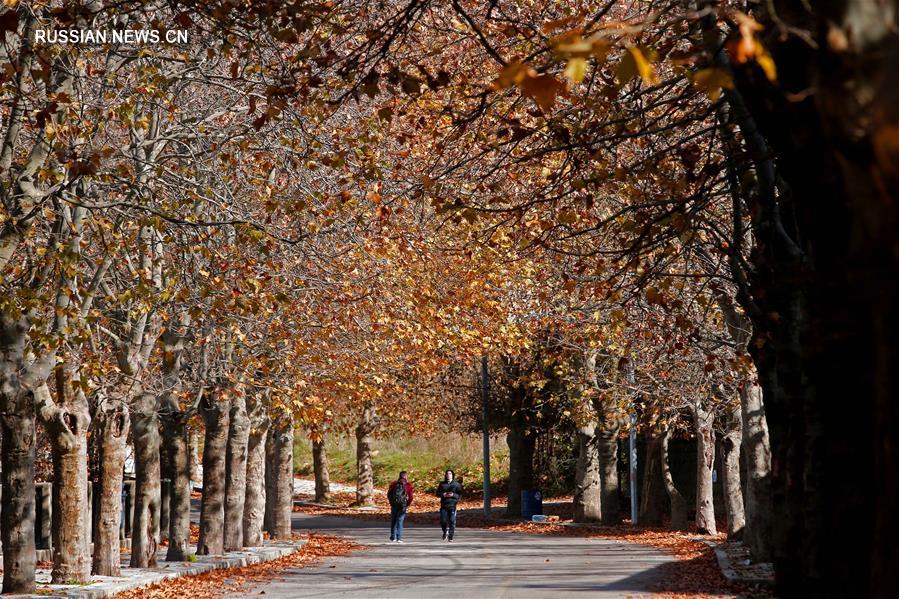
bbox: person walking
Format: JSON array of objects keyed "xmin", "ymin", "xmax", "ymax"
[
  {"xmin": 436, "ymin": 469, "xmax": 462, "ymax": 541},
  {"xmin": 388, "ymin": 471, "xmax": 414, "ymax": 543}
]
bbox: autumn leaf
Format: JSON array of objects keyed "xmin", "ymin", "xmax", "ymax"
[
  {"xmin": 564, "ymin": 57, "xmax": 588, "ymax": 84},
  {"xmin": 616, "ymin": 46, "xmax": 657, "ymax": 87},
  {"xmin": 551, "ymin": 30, "xmax": 593, "ymax": 56},
  {"xmin": 690, "ymin": 68, "xmax": 734, "ymax": 101},
  {"xmin": 727, "ymin": 11, "xmax": 777, "ymax": 82},
  {"xmin": 754, "ymin": 44, "xmax": 777, "ymax": 82},
  {"xmin": 541, "ymin": 15, "xmax": 581, "ymax": 34},
  {"xmin": 551, "ymin": 31, "xmax": 609, "ymax": 60},
  {"xmin": 493, "ymin": 61, "xmax": 530, "ymax": 90},
  {"xmin": 520, "ymin": 73, "xmax": 566, "ymax": 112},
  {"xmin": 377, "ymin": 106, "xmax": 393, "ymax": 122}
]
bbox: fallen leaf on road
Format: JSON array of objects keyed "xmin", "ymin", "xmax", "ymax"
[{"xmin": 113, "ymin": 533, "xmax": 363, "ymax": 599}]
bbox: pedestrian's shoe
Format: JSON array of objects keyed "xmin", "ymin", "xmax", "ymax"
[
  {"xmin": 397, "ymin": 539, "xmax": 405, "ymax": 544},
  {"xmin": 448, "ymin": 537, "xmax": 454, "ymax": 542},
  {"xmin": 442, "ymin": 532, "xmax": 447, "ymax": 540}
]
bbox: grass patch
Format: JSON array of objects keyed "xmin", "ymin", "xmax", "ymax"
[{"xmin": 294, "ymin": 433, "xmax": 510, "ymax": 494}]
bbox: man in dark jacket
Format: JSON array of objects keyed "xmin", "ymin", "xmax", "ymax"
[
  {"xmin": 387, "ymin": 471, "xmax": 414, "ymax": 542},
  {"xmin": 435, "ymin": 469, "xmax": 462, "ymax": 541}
]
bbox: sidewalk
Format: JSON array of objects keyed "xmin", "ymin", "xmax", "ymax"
[{"xmin": 31, "ymin": 541, "xmax": 304, "ymax": 598}]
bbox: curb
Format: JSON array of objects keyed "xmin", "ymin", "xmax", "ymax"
[
  {"xmin": 696, "ymin": 539, "xmax": 775, "ymax": 588},
  {"xmin": 32, "ymin": 539, "xmax": 133, "ymax": 563},
  {"xmin": 33, "ymin": 542, "xmax": 304, "ymax": 598},
  {"xmin": 294, "ymin": 500, "xmax": 380, "ymax": 511}
]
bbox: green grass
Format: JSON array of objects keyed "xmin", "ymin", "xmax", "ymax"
[{"xmin": 294, "ymin": 433, "xmax": 510, "ymax": 494}]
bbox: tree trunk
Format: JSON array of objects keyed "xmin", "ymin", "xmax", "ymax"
[
  {"xmin": 36, "ymin": 378, "xmax": 91, "ymax": 585},
  {"xmin": 572, "ymin": 350, "xmax": 600, "ymax": 522},
  {"xmin": 243, "ymin": 395, "xmax": 269, "ymax": 547},
  {"xmin": 720, "ymin": 4, "xmax": 899, "ymax": 592},
  {"xmin": 189, "ymin": 428, "xmax": 201, "ymax": 487},
  {"xmin": 49, "ymin": 428, "xmax": 90, "ymax": 583},
  {"xmin": 0, "ymin": 385, "xmax": 37, "ymax": 593},
  {"xmin": 224, "ymin": 393, "xmax": 249, "ymax": 551},
  {"xmin": 197, "ymin": 392, "xmax": 229, "ymax": 555},
  {"xmin": 661, "ymin": 428, "xmax": 687, "ymax": 531},
  {"xmin": 573, "ymin": 422, "xmax": 601, "ymax": 522},
  {"xmin": 717, "ymin": 296, "xmax": 773, "ymax": 559},
  {"xmin": 597, "ymin": 423, "xmax": 620, "ymax": 525},
  {"xmin": 505, "ymin": 426, "xmax": 536, "ymax": 518},
  {"xmin": 159, "ymin": 445, "xmax": 170, "ymax": 543},
  {"xmin": 130, "ymin": 392, "xmax": 161, "ymax": 568},
  {"xmin": 739, "ymin": 378, "xmax": 773, "ymax": 560},
  {"xmin": 269, "ymin": 415, "xmax": 294, "ymax": 539},
  {"xmin": 692, "ymin": 402, "xmax": 717, "ymax": 535},
  {"xmin": 92, "ymin": 396, "xmax": 130, "ymax": 576},
  {"xmin": 354, "ymin": 404, "xmax": 376, "ymax": 506},
  {"xmin": 721, "ymin": 401, "xmax": 746, "ymax": 539},
  {"xmin": 639, "ymin": 430, "xmax": 666, "ymax": 527},
  {"xmin": 0, "ymin": 314, "xmax": 42, "ymax": 593},
  {"xmin": 161, "ymin": 394, "xmax": 191, "ymax": 561},
  {"xmin": 263, "ymin": 429, "xmax": 274, "ymax": 533},
  {"xmin": 312, "ymin": 436, "xmax": 331, "ymax": 502}
]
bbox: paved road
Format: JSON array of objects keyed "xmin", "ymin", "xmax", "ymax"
[{"xmin": 227, "ymin": 511, "xmax": 675, "ymax": 598}]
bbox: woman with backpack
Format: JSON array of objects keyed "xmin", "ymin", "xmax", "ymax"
[
  {"xmin": 387, "ymin": 471, "xmax": 414, "ymax": 542},
  {"xmin": 435, "ymin": 469, "xmax": 462, "ymax": 541}
]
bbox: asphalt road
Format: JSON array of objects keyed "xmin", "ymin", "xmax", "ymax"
[{"xmin": 225, "ymin": 511, "xmax": 676, "ymax": 598}]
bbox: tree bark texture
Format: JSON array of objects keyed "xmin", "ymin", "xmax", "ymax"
[
  {"xmin": 263, "ymin": 430, "xmax": 274, "ymax": 533},
  {"xmin": 717, "ymin": 297, "xmax": 773, "ymax": 560},
  {"xmin": 572, "ymin": 350, "xmax": 601, "ymax": 523},
  {"xmin": 573, "ymin": 422, "xmax": 602, "ymax": 522},
  {"xmin": 189, "ymin": 428, "xmax": 201, "ymax": 486},
  {"xmin": 92, "ymin": 396, "xmax": 130, "ymax": 576},
  {"xmin": 130, "ymin": 392, "xmax": 161, "ymax": 568},
  {"xmin": 596, "ymin": 424, "xmax": 620, "ymax": 525},
  {"xmin": 692, "ymin": 402, "xmax": 717, "ymax": 535},
  {"xmin": 0, "ymin": 321, "xmax": 37, "ymax": 593},
  {"xmin": 197, "ymin": 392, "xmax": 229, "ymax": 555},
  {"xmin": 269, "ymin": 415, "xmax": 294, "ymax": 539},
  {"xmin": 505, "ymin": 426, "xmax": 536, "ymax": 518},
  {"xmin": 721, "ymin": 401, "xmax": 746, "ymax": 539},
  {"xmin": 243, "ymin": 394, "xmax": 269, "ymax": 547},
  {"xmin": 161, "ymin": 394, "xmax": 191, "ymax": 561},
  {"xmin": 596, "ymin": 354, "xmax": 624, "ymax": 526},
  {"xmin": 739, "ymin": 378, "xmax": 773, "ymax": 561},
  {"xmin": 639, "ymin": 430, "xmax": 666, "ymax": 527},
  {"xmin": 722, "ymin": 3, "xmax": 899, "ymax": 592},
  {"xmin": 354, "ymin": 404, "xmax": 377, "ymax": 506},
  {"xmin": 224, "ymin": 393, "xmax": 249, "ymax": 551},
  {"xmin": 312, "ymin": 436, "xmax": 331, "ymax": 502},
  {"xmin": 35, "ymin": 373, "xmax": 91, "ymax": 584},
  {"xmin": 661, "ymin": 428, "xmax": 688, "ymax": 531}
]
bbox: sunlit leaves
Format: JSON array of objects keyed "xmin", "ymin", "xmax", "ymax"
[
  {"xmin": 615, "ymin": 46, "xmax": 657, "ymax": 87},
  {"xmin": 493, "ymin": 61, "xmax": 529, "ymax": 89},
  {"xmin": 520, "ymin": 73, "xmax": 566, "ymax": 112},
  {"xmin": 550, "ymin": 29, "xmax": 609, "ymax": 85},
  {"xmin": 493, "ymin": 62, "xmax": 566, "ymax": 112},
  {"xmin": 563, "ymin": 58, "xmax": 588, "ymax": 84},
  {"xmin": 690, "ymin": 68, "xmax": 734, "ymax": 101},
  {"xmin": 727, "ymin": 11, "xmax": 777, "ymax": 82}
]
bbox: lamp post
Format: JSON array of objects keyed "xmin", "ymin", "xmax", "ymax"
[{"xmin": 627, "ymin": 360, "xmax": 638, "ymax": 525}]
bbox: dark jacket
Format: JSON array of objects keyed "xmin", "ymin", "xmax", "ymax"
[
  {"xmin": 436, "ymin": 480, "xmax": 462, "ymax": 509},
  {"xmin": 388, "ymin": 479, "xmax": 414, "ymax": 510}
]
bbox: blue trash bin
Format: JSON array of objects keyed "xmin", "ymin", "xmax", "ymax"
[{"xmin": 521, "ymin": 489, "xmax": 543, "ymax": 520}]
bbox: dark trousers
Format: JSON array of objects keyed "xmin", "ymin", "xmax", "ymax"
[
  {"xmin": 390, "ymin": 507, "xmax": 406, "ymax": 540},
  {"xmin": 440, "ymin": 506, "xmax": 457, "ymax": 538}
]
